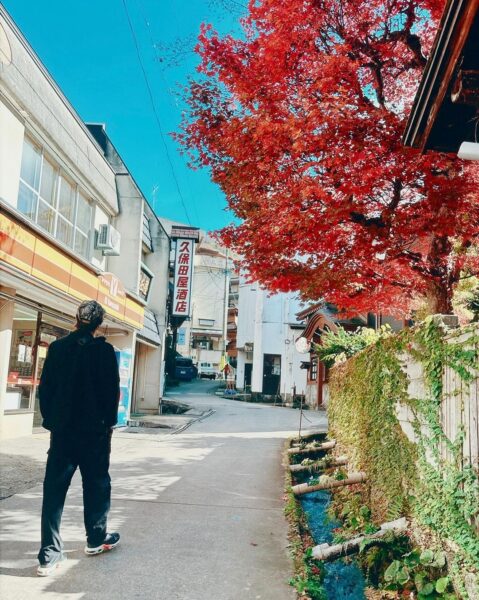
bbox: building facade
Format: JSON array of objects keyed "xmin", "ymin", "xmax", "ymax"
[
  {"xmin": 296, "ymin": 304, "xmax": 408, "ymax": 409},
  {"xmin": 173, "ymin": 234, "xmax": 230, "ymax": 376},
  {"xmin": 86, "ymin": 124, "xmax": 171, "ymax": 416},
  {"xmin": 403, "ymin": 0, "xmax": 479, "ymax": 153},
  {"xmin": 235, "ymin": 279, "xmax": 307, "ymax": 400},
  {"xmin": 0, "ymin": 9, "xmax": 170, "ymax": 438},
  {"xmin": 226, "ymin": 272, "xmax": 239, "ymax": 366}
]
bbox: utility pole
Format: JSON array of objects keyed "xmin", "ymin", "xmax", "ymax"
[{"xmin": 222, "ymin": 248, "xmax": 229, "ymax": 379}]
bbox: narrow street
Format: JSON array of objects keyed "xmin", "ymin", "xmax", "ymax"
[
  {"xmin": 1, "ymin": 1, "xmax": 478, "ymax": 597},
  {"xmin": 0, "ymin": 380, "xmax": 327, "ymax": 600}
]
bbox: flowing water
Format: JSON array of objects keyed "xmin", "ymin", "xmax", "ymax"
[{"xmin": 300, "ymin": 486, "xmax": 367, "ymax": 599}]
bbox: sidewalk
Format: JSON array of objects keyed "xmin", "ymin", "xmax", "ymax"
[
  {"xmin": 0, "ymin": 432, "xmax": 50, "ymax": 501},
  {"xmin": 0, "ymin": 397, "xmax": 326, "ymax": 599},
  {"xmin": 0, "ymin": 403, "xmax": 210, "ymax": 501}
]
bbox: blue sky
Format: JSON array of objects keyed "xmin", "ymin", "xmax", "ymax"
[{"xmin": 3, "ymin": 0, "xmax": 244, "ymax": 232}]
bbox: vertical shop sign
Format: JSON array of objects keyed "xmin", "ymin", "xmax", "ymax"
[{"xmin": 172, "ymin": 239, "xmax": 194, "ymax": 317}]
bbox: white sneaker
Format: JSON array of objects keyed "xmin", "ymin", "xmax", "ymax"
[{"xmin": 37, "ymin": 554, "xmax": 67, "ymax": 577}]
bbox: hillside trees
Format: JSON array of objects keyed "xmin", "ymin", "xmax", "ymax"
[{"xmin": 176, "ymin": 0, "xmax": 479, "ymax": 315}]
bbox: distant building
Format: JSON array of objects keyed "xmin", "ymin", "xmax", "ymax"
[
  {"xmin": 227, "ymin": 271, "xmax": 239, "ymax": 366},
  {"xmin": 183, "ymin": 236, "xmax": 229, "ymax": 377},
  {"xmin": 160, "ymin": 222, "xmax": 231, "ymax": 378},
  {"xmin": 236, "ymin": 279, "xmax": 307, "ymax": 400}
]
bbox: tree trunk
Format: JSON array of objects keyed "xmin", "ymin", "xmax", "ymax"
[
  {"xmin": 292, "ymin": 472, "xmax": 367, "ymax": 496},
  {"xmin": 426, "ymin": 235, "xmax": 456, "ymax": 315},
  {"xmin": 428, "ymin": 282, "xmax": 454, "ymax": 315},
  {"xmin": 287, "ymin": 440, "xmax": 336, "ymax": 456},
  {"xmin": 289, "ymin": 456, "xmax": 348, "ymax": 474},
  {"xmin": 312, "ymin": 518, "xmax": 408, "ymax": 561}
]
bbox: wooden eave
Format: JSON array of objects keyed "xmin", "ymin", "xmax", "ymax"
[
  {"xmin": 296, "ymin": 302, "xmax": 323, "ymax": 321},
  {"xmin": 403, "ymin": 0, "xmax": 479, "ymax": 153},
  {"xmin": 300, "ymin": 312, "xmax": 339, "ymax": 342}
]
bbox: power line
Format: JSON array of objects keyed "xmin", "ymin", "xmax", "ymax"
[
  {"xmin": 120, "ymin": 0, "xmax": 192, "ymax": 225},
  {"xmin": 133, "ymin": 0, "xmax": 201, "ymax": 226}
]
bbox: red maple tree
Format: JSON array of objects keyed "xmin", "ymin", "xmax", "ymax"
[{"xmin": 176, "ymin": 0, "xmax": 479, "ymax": 315}]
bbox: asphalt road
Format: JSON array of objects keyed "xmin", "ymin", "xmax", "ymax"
[{"xmin": 0, "ymin": 380, "xmax": 327, "ymax": 600}]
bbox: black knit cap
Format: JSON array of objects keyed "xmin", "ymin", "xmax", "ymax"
[{"xmin": 76, "ymin": 300, "xmax": 105, "ymax": 329}]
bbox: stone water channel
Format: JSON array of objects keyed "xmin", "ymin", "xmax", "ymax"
[
  {"xmin": 299, "ymin": 482, "xmax": 366, "ymax": 599},
  {"xmin": 292, "ymin": 439, "xmax": 367, "ymax": 599}
]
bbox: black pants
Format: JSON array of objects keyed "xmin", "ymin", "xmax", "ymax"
[{"xmin": 38, "ymin": 429, "xmax": 112, "ymax": 564}]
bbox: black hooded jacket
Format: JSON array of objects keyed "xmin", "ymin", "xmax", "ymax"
[{"xmin": 39, "ymin": 329, "xmax": 120, "ymax": 433}]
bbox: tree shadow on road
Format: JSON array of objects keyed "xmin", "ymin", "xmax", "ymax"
[{"xmin": 0, "ymin": 430, "xmax": 300, "ymax": 598}]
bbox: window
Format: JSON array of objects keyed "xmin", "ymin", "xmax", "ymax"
[
  {"xmin": 193, "ymin": 338, "xmax": 212, "ymax": 350},
  {"xmin": 142, "ymin": 212, "xmax": 153, "ymax": 251},
  {"xmin": 19, "ymin": 139, "xmax": 41, "ymax": 188},
  {"xmin": 57, "ymin": 175, "xmax": 75, "ymax": 246},
  {"xmin": 139, "ymin": 265, "xmax": 153, "ymax": 301},
  {"xmin": 17, "ymin": 138, "xmax": 93, "ymax": 259},
  {"xmin": 18, "ymin": 140, "xmax": 41, "ymax": 220},
  {"xmin": 75, "ymin": 192, "xmax": 91, "ymax": 256},
  {"xmin": 37, "ymin": 158, "xmax": 58, "ymax": 234},
  {"xmin": 309, "ymin": 357, "xmax": 318, "ymax": 381},
  {"xmin": 6, "ymin": 304, "xmax": 38, "ymax": 411}
]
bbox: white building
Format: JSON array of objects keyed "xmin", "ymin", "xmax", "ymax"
[
  {"xmin": 0, "ymin": 8, "xmax": 169, "ymax": 437},
  {"xmin": 236, "ymin": 278, "xmax": 307, "ymax": 400},
  {"xmin": 86, "ymin": 124, "xmax": 171, "ymax": 415}
]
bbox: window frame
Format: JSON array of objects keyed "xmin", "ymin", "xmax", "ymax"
[
  {"xmin": 139, "ymin": 263, "xmax": 154, "ymax": 302},
  {"xmin": 17, "ymin": 137, "xmax": 94, "ymax": 261},
  {"xmin": 36, "ymin": 157, "xmax": 59, "ymax": 236},
  {"xmin": 309, "ymin": 355, "xmax": 318, "ymax": 382}
]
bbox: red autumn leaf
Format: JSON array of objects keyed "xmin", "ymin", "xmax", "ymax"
[{"xmin": 175, "ymin": 0, "xmax": 479, "ymax": 316}]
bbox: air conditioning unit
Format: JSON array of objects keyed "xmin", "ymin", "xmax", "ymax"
[{"xmin": 96, "ymin": 224, "xmax": 121, "ymax": 256}]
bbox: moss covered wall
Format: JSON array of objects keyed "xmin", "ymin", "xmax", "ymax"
[{"xmin": 327, "ymin": 317, "xmax": 479, "ymax": 593}]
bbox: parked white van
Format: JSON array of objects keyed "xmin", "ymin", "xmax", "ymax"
[{"xmin": 198, "ymin": 362, "xmax": 218, "ymax": 380}]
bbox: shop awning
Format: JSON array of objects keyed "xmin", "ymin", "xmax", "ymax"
[
  {"xmin": 0, "ymin": 211, "xmax": 144, "ymax": 330},
  {"xmin": 191, "ymin": 329, "xmax": 223, "ymax": 338}
]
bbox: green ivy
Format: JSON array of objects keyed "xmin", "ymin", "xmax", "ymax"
[
  {"xmin": 327, "ymin": 318, "xmax": 479, "ymax": 596},
  {"xmin": 409, "ymin": 318, "xmax": 479, "ymax": 573},
  {"xmin": 328, "ymin": 334, "xmax": 418, "ymax": 523},
  {"xmin": 284, "ymin": 449, "xmax": 327, "ymax": 600},
  {"xmin": 315, "ymin": 325, "xmax": 391, "ymax": 368}
]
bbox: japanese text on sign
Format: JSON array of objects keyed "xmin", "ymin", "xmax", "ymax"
[{"xmin": 172, "ymin": 239, "xmax": 194, "ymax": 317}]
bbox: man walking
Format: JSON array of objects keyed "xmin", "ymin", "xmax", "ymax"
[{"xmin": 37, "ymin": 300, "xmax": 120, "ymax": 577}]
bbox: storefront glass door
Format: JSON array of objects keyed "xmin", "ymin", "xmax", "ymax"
[{"xmin": 6, "ymin": 305, "xmax": 39, "ymax": 411}]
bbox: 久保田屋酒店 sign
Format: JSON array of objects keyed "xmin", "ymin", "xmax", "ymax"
[{"xmin": 172, "ymin": 238, "xmax": 194, "ymax": 318}]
